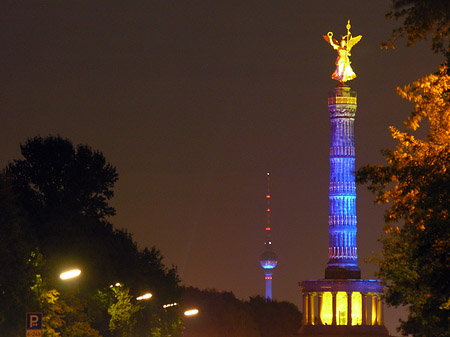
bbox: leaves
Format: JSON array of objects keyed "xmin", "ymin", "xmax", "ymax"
[
  {"xmin": 30, "ymin": 269, "xmax": 102, "ymax": 337},
  {"xmin": 7, "ymin": 135, "xmax": 118, "ymax": 224},
  {"xmin": 383, "ymin": 0, "xmax": 450, "ymax": 62},
  {"xmin": 356, "ymin": 69, "xmax": 450, "ymax": 336},
  {"xmin": 108, "ymin": 284, "xmax": 143, "ymax": 337},
  {"xmin": 0, "ymin": 174, "xmax": 37, "ymax": 335}
]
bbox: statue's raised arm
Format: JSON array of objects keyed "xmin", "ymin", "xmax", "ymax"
[
  {"xmin": 323, "ymin": 32, "xmax": 340, "ymax": 50},
  {"xmin": 324, "ymin": 20, "xmax": 362, "ymax": 84}
]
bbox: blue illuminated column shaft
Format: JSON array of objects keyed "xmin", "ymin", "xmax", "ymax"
[{"xmin": 325, "ymin": 85, "xmax": 361, "ymax": 279}]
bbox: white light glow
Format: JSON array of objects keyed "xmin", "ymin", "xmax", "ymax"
[
  {"xmin": 163, "ymin": 302, "xmax": 179, "ymax": 308},
  {"xmin": 136, "ymin": 293, "xmax": 152, "ymax": 301},
  {"xmin": 59, "ymin": 269, "xmax": 81, "ymax": 280},
  {"xmin": 184, "ymin": 309, "xmax": 199, "ymax": 316}
]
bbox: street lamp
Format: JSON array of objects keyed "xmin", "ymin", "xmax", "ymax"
[
  {"xmin": 163, "ymin": 302, "xmax": 198, "ymax": 316},
  {"xmin": 136, "ymin": 293, "xmax": 153, "ymax": 301},
  {"xmin": 184, "ymin": 309, "xmax": 199, "ymax": 317},
  {"xmin": 59, "ymin": 269, "xmax": 81, "ymax": 280},
  {"xmin": 163, "ymin": 302, "xmax": 178, "ymax": 308}
]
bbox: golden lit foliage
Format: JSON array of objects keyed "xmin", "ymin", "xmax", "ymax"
[
  {"xmin": 356, "ymin": 68, "xmax": 450, "ymax": 336},
  {"xmin": 31, "ymin": 274, "xmax": 101, "ymax": 337},
  {"xmin": 398, "ymin": 66, "xmax": 450, "ymax": 136}
]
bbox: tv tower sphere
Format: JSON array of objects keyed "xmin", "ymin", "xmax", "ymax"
[{"xmin": 260, "ymin": 249, "xmax": 278, "ymax": 270}]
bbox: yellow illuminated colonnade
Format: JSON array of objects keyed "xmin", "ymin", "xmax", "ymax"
[
  {"xmin": 300, "ymin": 280, "xmax": 385, "ymax": 328},
  {"xmin": 319, "ymin": 291, "xmax": 362, "ymax": 326}
]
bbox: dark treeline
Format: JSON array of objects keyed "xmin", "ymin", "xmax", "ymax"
[{"xmin": 183, "ymin": 287, "xmax": 302, "ymax": 337}]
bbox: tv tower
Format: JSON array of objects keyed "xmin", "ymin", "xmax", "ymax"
[{"xmin": 259, "ymin": 172, "xmax": 278, "ymax": 301}]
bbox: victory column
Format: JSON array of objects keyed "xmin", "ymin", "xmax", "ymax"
[{"xmin": 297, "ymin": 21, "xmax": 389, "ymax": 337}]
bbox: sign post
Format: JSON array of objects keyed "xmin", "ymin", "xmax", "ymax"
[{"xmin": 26, "ymin": 312, "xmax": 42, "ymax": 337}]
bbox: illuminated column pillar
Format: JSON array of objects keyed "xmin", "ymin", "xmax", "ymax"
[
  {"xmin": 362, "ymin": 293, "xmax": 367, "ymax": 325},
  {"xmin": 303, "ymin": 292, "xmax": 308, "ymax": 325},
  {"xmin": 332, "ymin": 292, "xmax": 337, "ymax": 326},
  {"xmin": 326, "ymin": 85, "xmax": 361, "ymax": 279},
  {"xmin": 307, "ymin": 293, "xmax": 312, "ymax": 325},
  {"xmin": 377, "ymin": 295, "xmax": 383, "ymax": 325},
  {"xmin": 347, "ymin": 292, "xmax": 352, "ymax": 326},
  {"xmin": 308, "ymin": 293, "xmax": 314, "ymax": 325},
  {"xmin": 312, "ymin": 293, "xmax": 316, "ymax": 325},
  {"xmin": 318, "ymin": 293, "xmax": 323, "ymax": 325},
  {"xmin": 372, "ymin": 294, "xmax": 377, "ymax": 325}
]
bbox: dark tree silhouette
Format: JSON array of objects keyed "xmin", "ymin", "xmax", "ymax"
[
  {"xmin": 247, "ymin": 296, "xmax": 302, "ymax": 337},
  {"xmin": 183, "ymin": 287, "xmax": 302, "ymax": 337},
  {"xmin": 0, "ymin": 174, "xmax": 37, "ymax": 336},
  {"xmin": 384, "ymin": 0, "xmax": 450, "ymax": 63}
]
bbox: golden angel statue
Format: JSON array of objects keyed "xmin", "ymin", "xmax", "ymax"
[{"xmin": 323, "ymin": 20, "xmax": 362, "ymax": 83}]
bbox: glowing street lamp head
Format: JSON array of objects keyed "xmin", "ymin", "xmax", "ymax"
[
  {"xmin": 136, "ymin": 293, "xmax": 153, "ymax": 301},
  {"xmin": 59, "ymin": 269, "xmax": 81, "ymax": 280},
  {"xmin": 184, "ymin": 309, "xmax": 199, "ymax": 316}
]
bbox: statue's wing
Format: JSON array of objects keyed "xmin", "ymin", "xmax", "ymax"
[
  {"xmin": 347, "ymin": 35, "xmax": 362, "ymax": 51},
  {"xmin": 323, "ymin": 35, "xmax": 331, "ymax": 44}
]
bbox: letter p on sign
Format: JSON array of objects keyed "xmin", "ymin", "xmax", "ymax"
[{"xmin": 26, "ymin": 312, "xmax": 42, "ymax": 329}]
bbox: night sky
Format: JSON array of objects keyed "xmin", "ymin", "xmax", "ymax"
[{"xmin": 1, "ymin": 1, "xmax": 444, "ymax": 334}]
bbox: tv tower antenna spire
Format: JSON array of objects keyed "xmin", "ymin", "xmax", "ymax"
[
  {"xmin": 265, "ymin": 172, "xmax": 272, "ymax": 245},
  {"xmin": 259, "ymin": 172, "xmax": 278, "ymax": 301}
]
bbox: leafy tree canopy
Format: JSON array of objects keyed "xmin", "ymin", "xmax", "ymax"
[
  {"xmin": 247, "ymin": 296, "xmax": 302, "ymax": 337},
  {"xmin": 183, "ymin": 287, "xmax": 259, "ymax": 337},
  {"xmin": 383, "ymin": 0, "xmax": 450, "ymax": 62},
  {"xmin": 7, "ymin": 135, "xmax": 118, "ymax": 225},
  {"xmin": 6, "ymin": 135, "xmax": 120, "ymax": 291},
  {"xmin": 356, "ymin": 66, "xmax": 450, "ymax": 336},
  {"xmin": 0, "ymin": 174, "xmax": 37, "ymax": 336},
  {"xmin": 32, "ymin": 273, "xmax": 101, "ymax": 337}
]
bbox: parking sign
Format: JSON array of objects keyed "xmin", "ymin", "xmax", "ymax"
[{"xmin": 26, "ymin": 312, "xmax": 42, "ymax": 337}]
